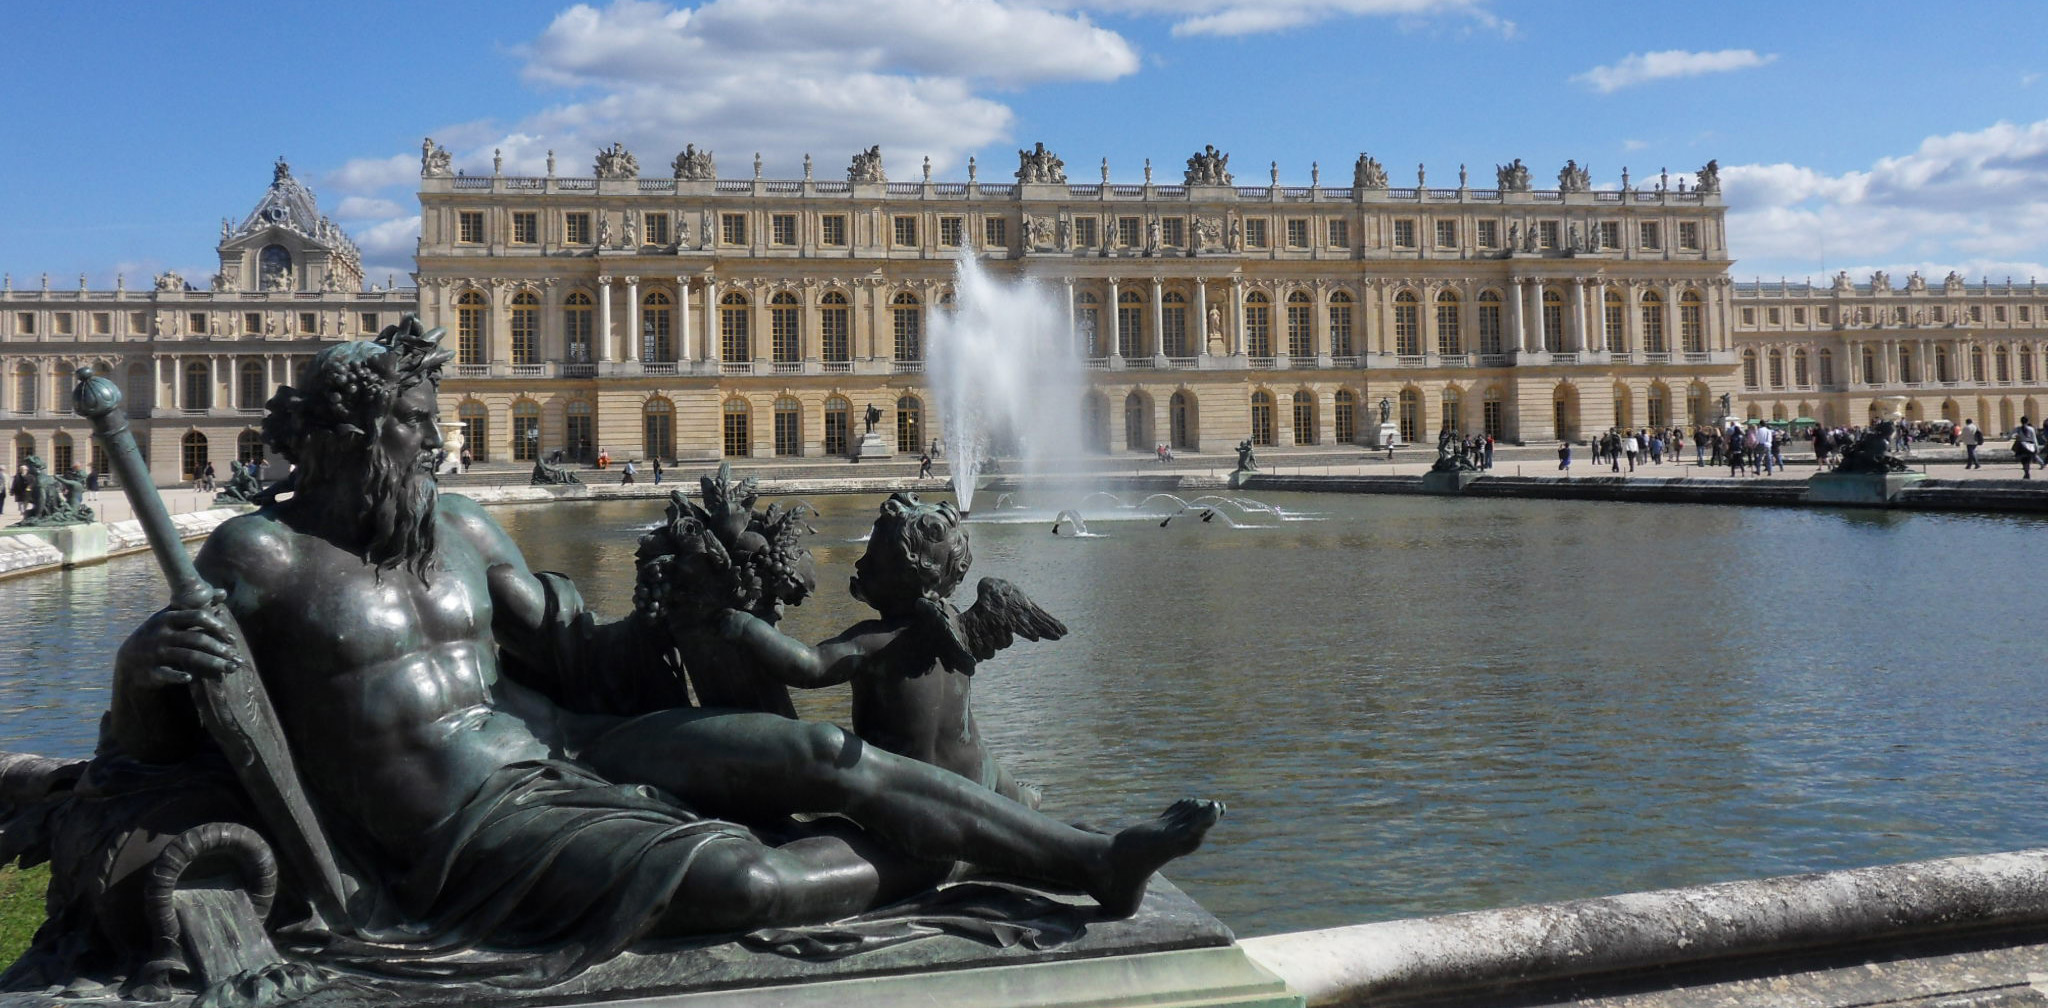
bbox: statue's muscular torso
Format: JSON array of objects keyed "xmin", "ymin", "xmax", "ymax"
[{"xmin": 196, "ymin": 494, "xmax": 560, "ymax": 849}]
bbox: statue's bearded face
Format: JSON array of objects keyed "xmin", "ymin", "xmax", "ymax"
[{"xmin": 311, "ymin": 379, "xmax": 444, "ymax": 574}]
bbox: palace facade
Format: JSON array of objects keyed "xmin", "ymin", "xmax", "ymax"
[
  {"xmin": 1, "ymin": 161, "xmax": 413, "ymax": 484},
  {"xmin": 414, "ymin": 143, "xmax": 1741, "ymax": 464}
]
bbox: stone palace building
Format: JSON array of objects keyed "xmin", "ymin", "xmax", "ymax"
[{"xmin": 10, "ymin": 144, "xmax": 2048, "ymax": 484}]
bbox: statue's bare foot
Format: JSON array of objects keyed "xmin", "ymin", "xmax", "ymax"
[{"xmin": 1092, "ymin": 798, "xmax": 1224, "ymax": 918}]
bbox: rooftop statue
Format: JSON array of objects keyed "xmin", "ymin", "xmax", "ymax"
[
  {"xmin": 672, "ymin": 144, "xmax": 716, "ymax": 181},
  {"xmin": 1352, "ymin": 153, "xmax": 1388, "ymax": 190},
  {"xmin": 1557, "ymin": 159, "xmax": 1591, "ymax": 193},
  {"xmin": 1184, "ymin": 145, "xmax": 1232, "ymax": 186},
  {"xmin": 594, "ymin": 141, "xmax": 639, "ymax": 180},
  {"xmin": 1696, "ymin": 158, "xmax": 1721, "ymax": 193},
  {"xmin": 848, "ymin": 145, "xmax": 887, "ymax": 184},
  {"xmin": 5, "ymin": 322, "xmax": 1220, "ymax": 1006},
  {"xmin": 12, "ymin": 454, "xmax": 93, "ymax": 527},
  {"xmin": 420, "ymin": 137, "xmax": 452, "ymax": 177},
  {"xmin": 1015, "ymin": 142, "xmax": 1067, "ymax": 184},
  {"xmin": 1495, "ymin": 158, "xmax": 1531, "ymax": 192}
]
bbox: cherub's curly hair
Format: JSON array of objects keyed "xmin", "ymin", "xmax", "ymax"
[
  {"xmin": 633, "ymin": 469, "xmax": 817, "ymax": 625},
  {"xmin": 260, "ymin": 315, "xmax": 451, "ymax": 469},
  {"xmin": 850, "ymin": 493, "xmax": 972, "ymax": 617}
]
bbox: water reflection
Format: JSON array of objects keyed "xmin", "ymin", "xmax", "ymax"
[{"xmin": 6, "ymin": 493, "xmax": 2047, "ymax": 936}]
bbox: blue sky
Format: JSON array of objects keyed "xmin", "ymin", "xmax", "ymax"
[{"xmin": 6, "ymin": 0, "xmax": 2048, "ymax": 289}]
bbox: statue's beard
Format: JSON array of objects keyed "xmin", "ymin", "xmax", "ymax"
[{"xmin": 360, "ymin": 447, "xmax": 438, "ymax": 576}]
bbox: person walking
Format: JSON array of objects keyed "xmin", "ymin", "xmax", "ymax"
[
  {"xmin": 1622, "ymin": 432, "xmax": 1639, "ymax": 472},
  {"xmin": 621, "ymin": 459, "xmax": 638, "ymax": 484},
  {"xmin": 2015, "ymin": 416, "xmax": 2039, "ymax": 479},
  {"xmin": 1483, "ymin": 434, "xmax": 1495, "ymax": 469},
  {"xmin": 652, "ymin": 458, "xmax": 664, "ymax": 485},
  {"xmin": 918, "ymin": 452, "xmax": 933, "ymax": 479},
  {"xmin": 200, "ymin": 460, "xmax": 217, "ymax": 492},
  {"xmin": 1963, "ymin": 418, "xmax": 1984, "ymax": 469},
  {"xmin": 1556, "ymin": 441, "xmax": 1572, "ymax": 473},
  {"xmin": 8, "ymin": 464, "xmax": 28, "ymax": 516},
  {"xmin": 461, "ymin": 448, "xmax": 473, "ymax": 473}
]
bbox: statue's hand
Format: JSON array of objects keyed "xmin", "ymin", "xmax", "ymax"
[{"xmin": 117, "ymin": 602, "xmax": 241, "ymax": 688}]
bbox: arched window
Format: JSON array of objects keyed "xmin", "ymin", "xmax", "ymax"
[
  {"xmin": 1817, "ymin": 349, "xmax": 1835, "ymax": 387},
  {"xmin": 1244, "ymin": 292, "xmax": 1272, "ymax": 357},
  {"xmin": 1393, "ymin": 291, "xmax": 1420, "ymax": 355},
  {"xmin": 457, "ymin": 291, "xmax": 487, "ymax": 365},
  {"xmin": 457, "ymin": 401, "xmax": 489, "ymax": 462},
  {"xmin": 236, "ymin": 429, "xmax": 264, "ymax": 466},
  {"xmin": 511, "ymin": 400, "xmax": 541, "ymax": 461},
  {"xmin": 1550, "ymin": 384, "xmax": 1577, "ymax": 442},
  {"xmin": 1170, "ymin": 390, "xmax": 1195, "ymax": 449},
  {"xmin": 1398, "ymin": 388, "xmax": 1422, "ymax": 442},
  {"xmin": 566, "ymin": 399, "xmax": 594, "ymax": 460},
  {"xmin": 1933, "ymin": 344, "xmax": 1952, "ymax": 384},
  {"xmin": 13, "ymin": 432, "xmax": 32, "ymax": 468},
  {"xmin": 1647, "ymin": 384, "xmax": 1669, "ymax": 427},
  {"xmin": 1971, "ymin": 345, "xmax": 1986, "ymax": 383},
  {"xmin": 1996, "ymin": 345, "xmax": 2012, "ymax": 384},
  {"xmin": 1117, "ymin": 289, "xmax": 1145, "ymax": 358},
  {"xmin": 771, "ymin": 292, "xmax": 800, "ymax": 365},
  {"xmin": 50, "ymin": 431, "xmax": 73, "ymax": 475},
  {"xmin": 821, "ymin": 291, "xmax": 851, "ymax": 363},
  {"xmin": 1435, "ymin": 290, "xmax": 1462, "ymax": 355},
  {"xmin": 1861, "ymin": 345, "xmax": 1879, "ymax": 384},
  {"xmin": 183, "ymin": 360, "xmax": 212, "ymax": 410},
  {"xmin": 721, "ymin": 398, "xmax": 749, "ymax": 457},
  {"xmin": 564, "ymin": 291, "xmax": 594, "ymax": 363},
  {"xmin": 1161, "ymin": 291, "xmax": 1189, "ymax": 358},
  {"xmin": 1613, "ymin": 383, "xmax": 1633, "ymax": 431},
  {"xmin": 1678, "ymin": 290, "xmax": 1704, "ymax": 353},
  {"xmin": 721, "ymin": 292, "xmax": 751, "ymax": 362},
  {"xmin": 1477, "ymin": 290, "xmax": 1504, "ymax": 355},
  {"xmin": 125, "ymin": 363, "xmax": 152, "ymax": 419},
  {"xmin": 643, "ymin": 290, "xmax": 674, "ymax": 362},
  {"xmin": 1768, "ymin": 349, "xmax": 1785, "ymax": 388},
  {"xmin": 1249, "ymin": 391, "xmax": 1275, "ymax": 446},
  {"xmin": 14, "ymin": 363, "xmax": 38, "ymax": 414},
  {"xmin": 823, "ymin": 396, "xmax": 851, "ymax": 456},
  {"xmin": 895, "ymin": 395, "xmax": 923, "ymax": 453},
  {"xmin": 1082, "ymin": 394, "xmax": 1109, "ymax": 452},
  {"xmin": 1124, "ymin": 391, "xmax": 1148, "ymax": 450},
  {"xmin": 181, "ymin": 431, "xmax": 209, "ymax": 483},
  {"xmin": 1687, "ymin": 383, "xmax": 1709, "ymax": 425},
  {"xmin": 511, "ymin": 291, "xmax": 540, "ymax": 365},
  {"xmin": 1640, "ymin": 291, "xmax": 1666, "ymax": 354},
  {"xmin": 1291, "ymin": 390, "xmax": 1316, "ymax": 445},
  {"xmin": 1741, "ymin": 349, "xmax": 1760, "ymax": 389},
  {"xmin": 1441, "ymin": 387, "xmax": 1463, "ymax": 434},
  {"xmin": 1328, "ymin": 291, "xmax": 1354, "ymax": 357},
  {"xmin": 774, "ymin": 396, "xmax": 802, "ymax": 456},
  {"xmin": 238, "ymin": 359, "xmax": 266, "ymax": 411},
  {"xmin": 1603, "ymin": 288, "xmax": 1626, "ymax": 353},
  {"xmin": 1333, "ymin": 389, "xmax": 1357, "ymax": 444},
  {"xmin": 645, "ymin": 397, "xmax": 676, "ymax": 461},
  {"xmin": 1075, "ymin": 292, "xmax": 1102, "ymax": 358},
  {"xmin": 1793, "ymin": 349, "xmax": 1811, "ymax": 388},
  {"xmin": 2020, "ymin": 345, "xmax": 2038, "ymax": 384},
  {"xmin": 1541, "ymin": 289, "xmax": 1565, "ymax": 352},
  {"xmin": 893, "ymin": 292, "xmax": 923, "ymax": 362},
  {"xmin": 1285, "ymin": 291, "xmax": 1313, "ymax": 359}
]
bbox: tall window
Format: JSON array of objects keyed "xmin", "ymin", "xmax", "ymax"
[
  {"xmin": 1441, "ymin": 388, "xmax": 1463, "ymax": 434},
  {"xmin": 1861, "ymin": 345, "xmax": 1879, "ymax": 383},
  {"xmin": 820, "ymin": 291, "xmax": 850, "ymax": 362},
  {"xmin": 1483, "ymin": 388, "xmax": 1505, "ymax": 439},
  {"xmin": 1249, "ymin": 391, "xmax": 1274, "ymax": 446},
  {"xmin": 238, "ymin": 360, "xmax": 265, "ymax": 411},
  {"xmin": 564, "ymin": 212, "xmax": 591, "ymax": 245},
  {"xmin": 125, "ymin": 363, "xmax": 151, "ymax": 418},
  {"xmin": 564, "ymin": 292, "xmax": 593, "ymax": 362},
  {"xmin": 721, "ymin": 398, "xmax": 749, "ymax": 456},
  {"xmin": 771, "ymin": 214, "xmax": 797, "ymax": 246},
  {"xmin": 1971, "ymin": 345, "xmax": 1986, "ymax": 383},
  {"xmin": 1679, "ymin": 290, "xmax": 1705, "ymax": 353},
  {"xmin": 511, "ymin": 291, "xmax": 539, "ymax": 365},
  {"xmin": 511, "ymin": 401, "xmax": 541, "ymax": 461},
  {"xmin": 1996, "ymin": 346, "xmax": 2012, "ymax": 383},
  {"xmin": 1647, "ymin": 386, "xmax": 1668, "ymax": 427},
  {"xmin": 771, "ymin": 292, "xmax": 800, "ymax": 364},
  {"xmin": 645, "ymin": 213, "xmax": 670, "ymax": 245},
  {"xmin": 1124, "ymin": 392, "xmax": 1147, "ymax": 450},
  {"xmin": 893, "ymin": 216, "xmax": 918, "ymax": 247},
  {"xmin": 939, "ymin": 217, "xmax": 964, "ymax": 247},
  {"xmin": 1170, "ymin": 391, "xmax": 1193, "ymax": 450},
  {"xmin": 566, "ymin": 400, "xmax": 594, "ymax": 459},
  {"xmin": 1245, "ymin": 293, "xmax": 1272, "ymax": 357},
  {"xmin": 1640, "ymin": 292, "xmax": 1666, "ymax": 353},
  {"xmin": 1083, "ymin": 394, "xmax": 1108, "ymax": 452},
  {"xmin": 183, "ymin": 361, "xmax": 211, "ymax": 410},
  {"xmin": 511, "ymin": 212, "xmax": 538, "ymax": 245},
  {"xmin": 1334, "ymin": 390, "xmax": 1356, "ymax": 443},
  {"xmin": 1398, "ymin": 389, "xmax": 1421, "ymax": 442},
  {"xmin": 1477, "ymin": 291, "xmax": 1503, "ymax": 354},
  {"xmin": 721, "ymin": 292, "xmax": 750, "ymax": 361},
  {"xmin": 1161, "ymin": 292, "xmax": 1188, "ymax": 357},
  {"xmin": 722, "ymin": 214, "xmax": 748, "ymax": 245},
  {"xmin": 1794, "ymin": 350, "xmax": 1811, "ymax": 387},
  {"xmin": 821, "ymin": 215, "xmax": 847, "ymax": 246},
  {"xmin": 457, "ymin": 211, "xmax": 484, "ymax": 244},
  {"xmin": 235, "ymin": 430, "xmax": 262, "ymax": 466},
  {"xmin": 983, "ymin": 217, "xmax": 1008, "ymax": 248},
  {"xmin": 1541, "ymin": 289, "xmax": 1564, "ymax": 352},
  {"xmin": 895, "ymin": 395, "xmax": 923, "ymax": 453},
  {"xmin": 1285, "ymin": 292, "xmax": 1312, "ymax": 358},
  {"xmin": 643, "ymin": 291, "xmax": 673, "ymax": 361},
  {"xmin": 1075, "ymin": 293, "xmax": 1101, "ymax": 357},
  {"xmin": 51, "ymin": 432, "xmax": 73, "ymax": 474},
  {"xmin": 457, "ymin": 291, "xmax": 487, "ymax": 365},
  {"xmin": 457, "ymin": 402, "xmax": 488, "ymax": 462},
  {"xmin": 774, "ymin": 397, "xmax": 802, "ymax": 456},
  {"xmin": 181, "ymin": 432, "xmax": 209, "ymax": 482},
  {"xmin": 1818, "ymin": 349, "xmax": 1836, "ymax": 387},
  {"xmin": 1435, "ymin": 290, "xmax": 1462, "ymax": 355},
  {"xmin": 892, "ymin": 293, "xmax": 923, "ymax": 361},
  {"xmin": 1742, "ymin": 350, "xmax": 1760, "ymax": 389},
  {"xmin": 1604, "ymin": 288, "xmax": 1626, "ymax": 352},
  {"xmin": 823, "ymin": 397, "xmax": 850, "ymax": 456},
  {"xmin": 1291, "ymin": 390, "xmax": 1315, "ymax": 445},
  {"xmin": 1117, "ymin": 290, "xmax": 1143, "ymax": 357},
  {"xmin": 1328, "ymin": 292, "xmax": 1354, "ymax": 356},
  {"xmin": 1393, "ymin": 291, "xmax": 1420, "ymax": 355}
]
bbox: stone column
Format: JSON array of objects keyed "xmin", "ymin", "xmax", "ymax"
[
  {"xmin": 624, "ymin": 276, "xmax": 641, "ymax": 362},
  {"xmin": 1064, "ymin": 277, "xmax": 1077, "ymax": 355},
  {"xmin": 1150, "ymin": 276, "xmax": 1164, "ymax": 359},
  {"xmin": 1194, "ymin": 281, "xmax": 1212, "ymax": 355},
  {"xmin": 677, "ymin": 276, "xmax": 693, "ymax": 362},
  {"xmin": 596, "ymin": 276, "xmax": 614, "ymax": 362},
  {"xmin": 870, "ymin": 280, "xmax": 888, "ymax": 361},
  {"xmin": 754, "ymin": 284, "xmax": 771, "ymax": 363},
  {"xmin": 1507, "ymin": 278, "xmax": 1528, "ymax": 353},
  {"xmin": 1231, "ymin": 276, "xmax": 1246, "ymax": 356},
  {"xmin": 1660, "ymin": 283, "xmax": 1679, "ymax": 355},
  {"xmin": 1421, "ymin": 283, "xmax": 1438, "ymax": 357},
  {"xmin": 1313, "ymin": 282, "xmax": 1330, "ymax": 358},
  {"xmin": 1106, "ymin": 278, "xmax": 1122, "ymax": 361},
  {"xmin": 1570, "ymin": 278, "xmax": 1589, "ymax": 353},
  {"xmin": 703, "ymin": 275, "xmax": 720, "ymax": 362},
  {"xmin": 210, "ymin": 355, "xmax": 224, "ymax": 412},
  {"xmin": 1622, "ymin": 283, "xmax": 1640, "ymax": 355}
]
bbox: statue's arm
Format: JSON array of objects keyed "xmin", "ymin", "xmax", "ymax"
[{"xmin": 709, "ymin": 611, "xmax": 902, "ymax": 689}]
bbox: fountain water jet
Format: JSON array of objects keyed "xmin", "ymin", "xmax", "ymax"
[{"xmin": 929, "ymin": 251, "xmax": 1085, "ymax": 512}]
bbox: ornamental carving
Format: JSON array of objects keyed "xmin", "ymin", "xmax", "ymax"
[
  {"xmin": 1495, "ymin": 158, "xmax": 1531, "ymax": 192},
  {"xmin": 847, "ymin": 145, "xmax": 886, "ymax": 183},
  {"xmin": 672, "ymin": 144, "xmax": 716, "ymax": 181},
  {"xmin": 594, "ymin": 142, "xmax": 639, "ymax": 180},
  {"xmin": 1016, "ymin": 142, "xmax": 1067, "ymax": 184},
  {"xmin": 420, "ymin": 138, "xmax": 453, "ymax": 177},
  {"xmin": 1184, "ymin": 145, "xmax": 1232, "ymax": 186},
  {"xmin": 1557, "ymin": 159, "xmax": 1590, "ymax": 193},
  {"xmin": 1026, "ymin": 214, "xmax": 1054, "ymax": 251},
  {"xmin": 1193, "ymin": 216, "xmax": 1222, "ymax": 251},
  {"xmin": 1352, "ymin": 153, "xmax": 1388, "ymax": 189},
  {"xmin": 1696, "ymin": 159, "xmax": 1721, "ymax": 193}
]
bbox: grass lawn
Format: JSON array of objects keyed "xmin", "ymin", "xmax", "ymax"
[{"xmin": 0, "ymin": 864, "xmax": 48, "ymax": 968}]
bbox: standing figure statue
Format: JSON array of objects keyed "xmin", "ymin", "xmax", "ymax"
[
  {"xmin": 864, "ymin": 402, "xmax": 883, "ymax": 434},
  {"xmin": 1234, "ymin": 439, "xmax": 1259, "ymax": 473}
]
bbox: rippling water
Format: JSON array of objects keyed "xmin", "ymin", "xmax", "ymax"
[{"xmin": 6, "ymin": 491, "xmax": 2047, "ymax": 936}]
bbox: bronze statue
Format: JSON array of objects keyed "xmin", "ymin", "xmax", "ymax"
[
  {"xmin": 214, "ymin": 462, "xmax": 263, "ymax": 504},
  {"xmin": 12, "ymin": 454, "xmax": 92, "ymax": 526},
  {"xmin": 1233, "ymin": 439, "xmax": 1258, "ymax": 473},
  {"xmin": 529, "ymin": 458, "xmax": 583, "ymax": 485},
  {"xmin": 1834, "ymin": 418, "xmax": 1912, "ymax": 474},
  {"xmin": 3, "ymin": 321, "xmax": 1219, "ymax": 1004}
]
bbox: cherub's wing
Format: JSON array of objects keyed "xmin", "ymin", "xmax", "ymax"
[{"xmin": 956, "ymin": 577, "xmax": 1068, "ymax": 662}]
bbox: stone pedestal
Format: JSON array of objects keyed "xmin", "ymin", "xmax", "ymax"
[
  {"xmin": 1367, "ymin": 422, "xmax": 1400, "ymax": 448},
  {"xmin": 1806, "ymin": 471, "xmax": 1926, "ymax": 506},
  {"xmin": 851, "ymin": 431, "xmax": 894, "ymax": 462},
  {"xmin": 1421, "ymin": 470, "xmax": 1481, "ymax": 495},
  {"xmin": 5, "ymin": 522, "xmax": 109, "ymax": 567}
]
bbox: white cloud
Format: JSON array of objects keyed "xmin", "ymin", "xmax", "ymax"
[
  {"xmin": 1030, "ymin": 0, "xmax": 1497, "ymax": 37},
  {"xmin": 325, "ymin": 155, "xmax": 416, "ymax": 193},
  {"xmin": 354, "ymin": 215, "xmax": 423, "ymax": 282},
  {"xmin": 1573, "ymin": 49, "xmax": 1775, "ymax": 94},
  {"xmin": 334, "ymin": 196, "xmax": 403, "ymax": 219},
  {"xmin": 1725, "ymin": 119, "xmax": 2048, "ymax": 283}
]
